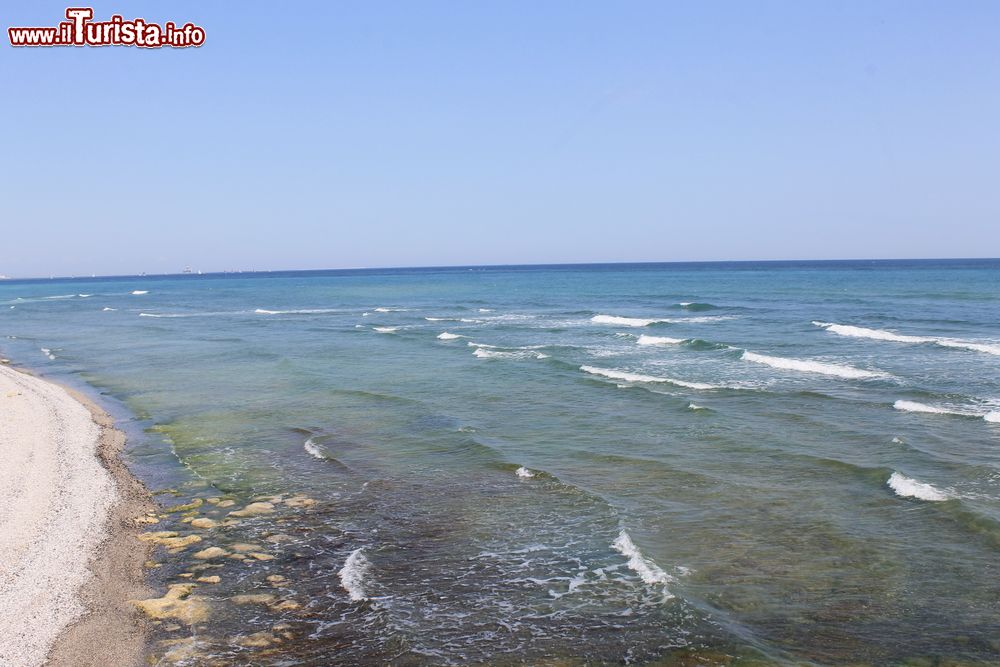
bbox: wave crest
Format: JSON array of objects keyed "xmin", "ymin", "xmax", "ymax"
[
  {"xmin": 611, "ymin": 530, "xmax": 674, "ymax": 592},
  {"xmin": 741, "ymin": 350, "xmax": 884, "ymax": 379},
  {"xmin": 339, "ymin": 548, "xmax": 371, "ymax": 601},
  {"xmin": 580, "ymin": 365, "xmax": 720, "ymax": 390},
  {"xmin": 814, "ymin": 321, "xmax": 1000, "ymax": 356},
  {"xmin": 887, "ymin": 472, "xmax": 949, "ymax": 501},
  {"xmin": 636, "ymin": 335, "xmax": 685, "ymax": 346}
]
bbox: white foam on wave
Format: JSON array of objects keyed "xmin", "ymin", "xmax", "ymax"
[
  {"xmin": 612, "ymin": 530, "xmax": 674, "ymax": 591},
  {"xmin": 814, "ymin": 321, "xmax": 1000, "ymax": 356},
  {"xmin": 255, "ymin": 308, "xmax": 340, "ymax": 315},
  {"xmin": 592, "ymin": 313, "xmax": 734, "ymax": 327},
  {"xmin": 303, "ymin": 436, "xmax": 327, "ymax": 460},
  {"xmin": 674, "ymin": 316, "xmax": 735, "ymax": 323},
  {"xmin": 102, "ymin": 307, "xmax": 116, "ymax": 312},
  {"xmin": 515, "ymin": 466, "xmax": 535, "ymax": 479},
  {"xmin": 580, "ymin": 365, "xmax": 720, "ymax": 390},
  {"xmin": 887, "ymin": 472, "xmax": 949, "ymax": 501},
  {"xmin": 688, "ymin": 403, "xmax": 706, "ymax": 410},
  {"xmin": 592, "ymin": 314, "xmax": 660, "ymax": 327},
  {"xmin": 40, "ymin": 347, "xmax": 55, "ymax": 360},
  {"xmin": 44, "ymin": 294, "xmax": 75, "ymax": 300},
  {"xmin": 741, "ymin": 350, "xmax": 884, "ymax": 379},
  {"xmin": 339, "ymin": 548, "xmax": 371, "ymax": 601},
  {"xmin": 469, "ymin": 341, "xmax": 547, "ymax": 351},
  {"xmin": 373, "ymin": 326, "xmax": 399, "ymax": 333},
  {"xmin": 893, "ymin": 400, "xmax": 952, "ymax": 415},
  {"xmin": 131, "ymin": 290, "xmax": 148, "ymax": 295},
  {"xmin": 813, "ymin": 321, "xmax": 929, "ymax": 343},
  {"xmin": 637, "ymin": 335, "xmax": 685, "ymax": 346},
  {"xmin": 935, "ymin": 339, "xmax": 1000, "ymax": 356},
  {"xmin": 437, "ymin": 332, "xmax": 463, "ymax": 340},
  {"xmin": 473, "ymin": 347, "xmax": 545, "ymax": 360},
  {"xmin": 77, "ymin": 294, "xmax": 92, "ymax": 298},
  {"xmin": 478, "ymin": 308, "xmax": 493, "ymax": 313},
  {"xmin": 894, "ymin": 400, "xmax": 998, "ymax": 422},
  {"xmin": 373, "ymin": 307, "xmax": 408, "ymax": 312}
]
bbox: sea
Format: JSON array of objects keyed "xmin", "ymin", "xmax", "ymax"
[{"xmin": 1, "ymin": 259, "xmax": 999, "ymax": 665}]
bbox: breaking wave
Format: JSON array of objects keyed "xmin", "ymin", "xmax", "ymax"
[
  {"xmin": 887, "ymin": 472, "xmax": 949, "ymax": 501},
  {"xmin": 592, "ymin": 314, "xmax": 734, "ymax": 327},
  {"xmin": 255, "ymin": 308, "xmax": 341, "ymax": 315},
  {"xmin": 339, "ymin": 548, "xmax": 371, "ymax": 601},
  {"xmin": 303, "ymin": 436, "xmax": 328, "ymax": 460},
  {"xmin": 437, "ymin": 332, "xmax": 463, "ymax": 340},
  {"xmin": 580, "ymin": 365, "xmax": 721, "ymax": 390},
  {"xmin": 894, "ymin": 400, "xmax": 998, "ymax": 422},
  {"xmin": 474, "ymin": 347, "xmax": 546, "ymax": 360},
  {"xmin": 814, "ymin": 321, "xmax": 1000, "ymax": 356},
  {"xmin": 611, "ymin": 530, "xmax": 674, "ymax": 592},
  {"xmin": 636, "ymin": 335, "xmax": 685, "ymax": 346},
  {"xmin": 741, "ymin": 351, "xmax": 885, "ymax": 379}
]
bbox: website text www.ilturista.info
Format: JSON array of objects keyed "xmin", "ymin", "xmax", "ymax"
[{"xmin": 8, "ymin": 7, "xmax": 205, "ymax": 48}]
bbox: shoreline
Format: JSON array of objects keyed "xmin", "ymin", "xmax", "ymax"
[{"xmin": 0, "ymin": 361, "xmax": 153, "ymax": 666}]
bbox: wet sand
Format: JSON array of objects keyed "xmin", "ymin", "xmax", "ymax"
[{"xmin": 0, "ymin": 363, "xmax": 152, "ymax": 666}]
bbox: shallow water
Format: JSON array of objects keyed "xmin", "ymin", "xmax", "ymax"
[{"xmin": 2, "ymin": 260, "xmax": 999, "ymax": 664}]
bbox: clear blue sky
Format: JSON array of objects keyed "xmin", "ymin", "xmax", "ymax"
[{"xmin": 2, "ymin": 1, "xmax": 998, "ymax": 277}]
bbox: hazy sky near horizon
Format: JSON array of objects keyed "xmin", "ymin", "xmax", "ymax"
[{"xmin": 1, "ymin": 1, "xmax": 998, "ymax": 277}]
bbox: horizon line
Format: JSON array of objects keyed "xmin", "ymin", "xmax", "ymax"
[{"xmin": 2, "ymin": 256, "xmax": 999, "ymax": 282}]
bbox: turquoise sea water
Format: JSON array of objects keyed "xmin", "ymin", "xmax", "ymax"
[{"xmin": 2, "ymin": 260, "xmax": 1000, "ymax": 665}]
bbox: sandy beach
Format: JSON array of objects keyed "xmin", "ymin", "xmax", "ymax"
[{"xmin": 0, "ymin": 362, "xmax": 152, "ymax": 666}]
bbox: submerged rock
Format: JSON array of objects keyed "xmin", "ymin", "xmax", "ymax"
[
  {"xmin": 229, "ymin": 502, "xmax": 275, "ymax": 518},
  {"xmin": 196, "ymin": 575, "xmax": 221, "ymax": 584},
  {"xmin": 271, "ymin": 599, "xmax": 300, "ymax": 612},
  {"xmin": 163, "ymin": 498, "xmax": 205, "ymax": 513},
  {"xmin": 155, "ymin": 637, "xmax": 213, "ymax": 665},
  {"xmin": 131, "ymin": 584, "xmax": 210, "ymax": 624},
  {"xmin": 231, "ymin": 593, "xmax": 277, "ymax": 606},
  {"xmin": 193, "ymin": 546, "xmax": 228, "ymax": 560},
  {"xmin": 189, "ymin": 518, "xmax": 218, "ymax": 529},
  {"xmin": 249, "ymin": 552, "xmax": 274, "ymax": 561},
  {"xmin": 283, "ymin": 495, "xmax": 318, "ymax": 509},
  {"xmin": 139, "ymin": 531, "xmax": 202, "ymax": 550},
  {"xmin": 234, "ymin": 631, "xmax": 279, "ymax": 648}
]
